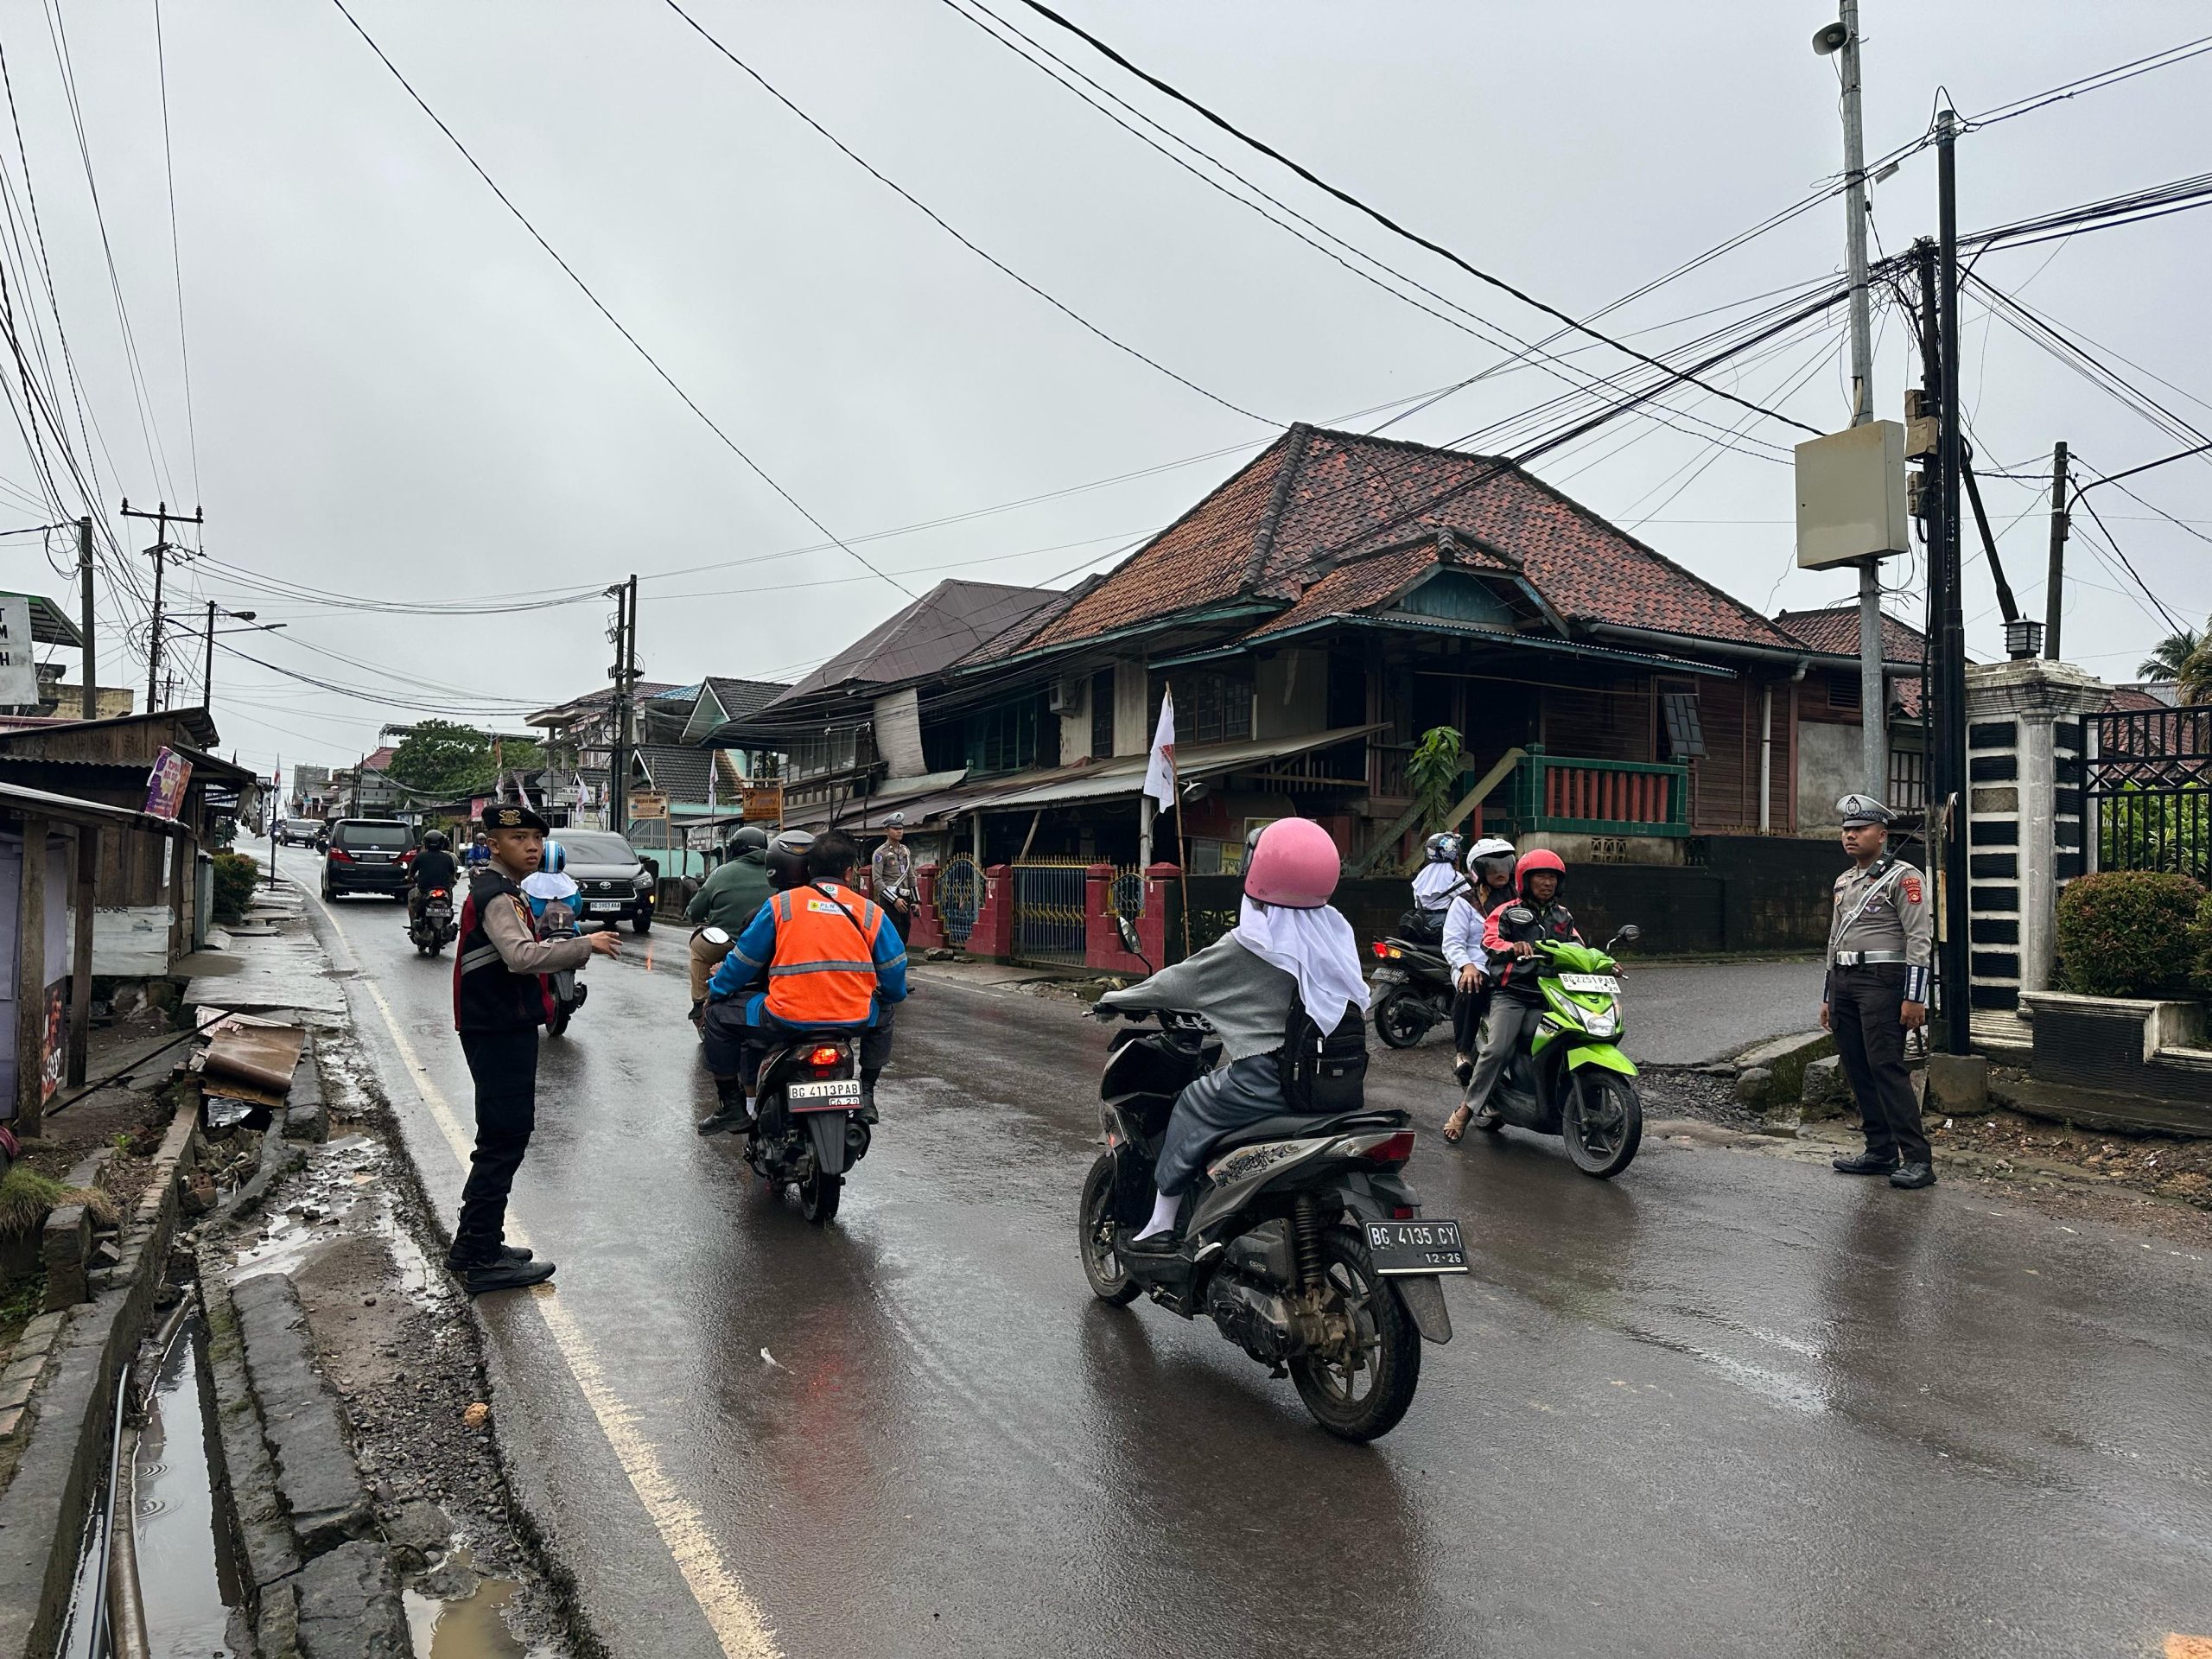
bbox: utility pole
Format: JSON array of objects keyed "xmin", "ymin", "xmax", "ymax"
[
  {"xmin": 1821, "ymin": 2, "xmax": 1889, "ymax": 798},
  {"xmin": 2043, "ymin": 442, "xmax": 2070, "ymax": 659},
  {"xmin": 202, "ymin": 600, "xmax": 216, "ymax": 709},
  {"xmin": 120, "ymin": 499, "xmax": 203, "ymax": 714},
  {"xmin": 608, "ymin": 579, "xmax": 637, "ymax": 836},
  {"xmin": 76, "ymin": 518, "xmax": 94, "ymax": 720},
  {"xmin": 1933, "ymin": 109, "xmax": 1971, "ymax": 1057}
]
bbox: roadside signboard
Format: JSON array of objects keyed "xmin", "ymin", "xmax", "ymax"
[
  {"xmin": 629, "ymin": 791, "xmax": 670, "ymax": 821},
  {"xmin": 145, "ymin": 746, "xmax": 193, "ymax": 821},
  {"xmin": 741, "ymin": 783, "xmax": 783, "ymax": 824},
  {"xmin": 0, "ymin": 595, "xmax": 35, "ymax": 706}
]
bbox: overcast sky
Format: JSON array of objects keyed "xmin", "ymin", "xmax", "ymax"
[{"xmin": 3, "ymin": 1, "xmax": 2206, "ymax": 775}]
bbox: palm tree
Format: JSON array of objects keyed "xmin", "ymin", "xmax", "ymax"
[
  {"xmin": 2139, "ymin": 626, "xmax": 2200, "ymax": 682},
  {"xmin": 2180, "ymin": 636, "xmax": 2212, "ymax": 706}
]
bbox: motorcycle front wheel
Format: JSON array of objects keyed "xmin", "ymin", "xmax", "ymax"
[
  {"xmin": 1562, "ymin": 1070, "xmax": 1642, "ymax": 1179},
  {"xmin": 1371, "ymin": 989, "xmax": 1432, "ymax": 1050},
  {"xmin": 547, "ymin": 1002, "xmax": 572, "ymax": 1037},
  {"xmin": 1077, "ymin": 1154, "xmax": 1140, "ymax": 1306},
  {"xmin": 1289, "ymin": 1229, "xmax": 1421, "ymax": 1442}
]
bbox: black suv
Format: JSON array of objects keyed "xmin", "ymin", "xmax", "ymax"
[{"xmin": 321, "ymin": 818, "xmax": 415, "ymax": 901}]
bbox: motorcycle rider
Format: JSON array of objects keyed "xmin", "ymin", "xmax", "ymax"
[
  {"xmin": 1444, "ymin": 847, "xmax": 1582, "ymax": 1142},
  {"xmin": 685, "ymin": 825, "xmax": 772, "ymax": 1026},
  {"xmin": 1402, "ymin": 830, "xmax": 1465, "ymax": 946},
  {"xmin": 408, "ymin": 829, "xmax": 459, "ymax": 930},
  {"xmin": 695, "ymin": 830, "xmax": 908, "ymax": 1137},
  {"xmin": 1093, "ymin": 817, "xmax": 1370, "ymax": 1249},
  {"xmin": 1441, "ymin": 836, "xmax": 1517, "ymax": 1086}
]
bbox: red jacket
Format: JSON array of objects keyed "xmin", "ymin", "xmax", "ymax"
[{"xmin": 1483, "ymin": 899, "xmax": 1582, "ymax": 1002}]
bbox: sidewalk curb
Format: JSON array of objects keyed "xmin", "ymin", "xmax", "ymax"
[{"xmin": 0, "ymin": 1106, "xmax": 202, "ymax": 1659}]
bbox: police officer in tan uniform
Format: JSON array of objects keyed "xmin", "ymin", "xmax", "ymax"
[{"xmin": 1820, "ymin": 794, "xmax": 1936, "ymax": 1189}]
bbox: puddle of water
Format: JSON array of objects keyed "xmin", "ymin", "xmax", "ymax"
[
  {"xmin": 135, "ymin": 1315, "xmax": 243, "ymax": 1657},
  {"xmin": 404, "ymin": 1548, "xmax": 529, "ymax": 1658}
]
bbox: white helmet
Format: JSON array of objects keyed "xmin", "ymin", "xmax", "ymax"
[{"xmin": 1465, "ymin": 836, "xmax": 1516, "ymax": 876}]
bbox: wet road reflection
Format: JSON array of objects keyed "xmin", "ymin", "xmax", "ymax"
[{"xmin": 295, "ymin": 851, "xmax": 2212, "ymax": 1659}]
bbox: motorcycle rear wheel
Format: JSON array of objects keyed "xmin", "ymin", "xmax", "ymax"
[
  {"xmin": 1562, "ymin": 1071, "xmax": 1642, "ymax": 1179},
  {"xmin": 1371, "ymin": 989, "xmax": 1431, "ymax": 1050},
  {"xmin": 800, "ymin": 1170, "xmax": 841, "ymax": 1224},
  {"xmin": 1290, "ymin": 1229, "xmax": 1421, "ymax": 1441},
  {"xmin": 1077, "ymin": 1154, "xmax": 1140, "ymax": 1306},
  {"xmin": 547, "ymin": 1003, "xmax": 571, "ymax": 1037}
]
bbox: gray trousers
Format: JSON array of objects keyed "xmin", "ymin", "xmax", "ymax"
[
  {"xmin": 1830, "ymin": 963, "xmax": 1928, "ymax": 1165},
  {"xmin": 1156, "ymin": 1055, "xmax": 1288, "ymax": 1198},
  {"xmin": 1462, "ymin": 997, "xmax": 1544, "ymax": 1114}
]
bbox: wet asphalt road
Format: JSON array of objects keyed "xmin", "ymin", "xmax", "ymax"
[{"xmin": 288, "ymin": 851, "xmax": 2212, "ymax": 1659}]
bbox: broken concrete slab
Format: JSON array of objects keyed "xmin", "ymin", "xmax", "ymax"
[
  {"xmin": 1928, "ymin": 1051, "xmax": 1991, "ymax": 1115},
  {"xmin": 289, "ymin": 1539, "xmax": 410, "ymax": 1659},
  {"xmin": 231, "ymin": 1274, "xmax": 373, "ymax": 1554},
  {"xmin": 185, "ymin": 930, "xmax": 346, "ymax": 1019}
]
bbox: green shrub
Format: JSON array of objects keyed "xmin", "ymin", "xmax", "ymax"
[
  {"xmin": 210, "ymin": 850, "xmax": 260, "ymax": 925},
  {"xmin": 2054, "ymin": 870, "xmax": 2201, "ymax": 997}
]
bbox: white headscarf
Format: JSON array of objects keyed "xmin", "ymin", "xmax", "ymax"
[{"xmin": 1231, "ymin": 897, "xmax": 1370, "ymax": 1028}]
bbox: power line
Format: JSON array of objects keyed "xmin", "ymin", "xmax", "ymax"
[
  {"xmin": 151, "ymin": 0, "xmax": 199, "ymax": 500},
  {"xmin": 1007, "ymin": 0, "xmax": 1823, "ymax": 438},
  {"xmin": 656, "ymin": 0, "xmax": 1267, "ymax": 428},
  {"xmin": 325, "ymin": 0, "xmax": 918, "ymax": 601}
]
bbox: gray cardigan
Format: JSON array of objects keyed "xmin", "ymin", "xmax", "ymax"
[{"xmin": 1096, "ymin": 936, "xmax": 1295, "ymax": 1062}]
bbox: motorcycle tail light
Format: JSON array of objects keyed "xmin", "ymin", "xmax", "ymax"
[
  {"xmin": 1357, "ymin": 1130, "xmax": 1416, "ymax": 1166},
  {"xmin": 1391, "ymin": 1204, "xmax": 1416, "ymax": 1220},
  {"xmin": 1370, "ymin": 939, "xmax": 1389, "ymax": 959},
  {"xmin": 806, "ymin": 1045, "xmax": 843, "ymax": 1069}
]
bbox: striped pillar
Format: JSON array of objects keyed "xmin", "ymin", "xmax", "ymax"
[{"xmin": 1962, "ymin": 660, "xmax": 2109, "ymax": 1012}]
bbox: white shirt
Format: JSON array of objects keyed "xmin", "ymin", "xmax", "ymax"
[
  {"xmin": 1443, "ymin": 893, "xmax": 1491, "ymax": 976},
  {"xmin": 1412, "ymin": 862, "xmax": 1460, "ymax": 910}
]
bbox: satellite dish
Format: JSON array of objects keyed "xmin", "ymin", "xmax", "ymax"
[{"xmin": 1811, "ymin": 21, "xmax": 1850, "ymax": 55}]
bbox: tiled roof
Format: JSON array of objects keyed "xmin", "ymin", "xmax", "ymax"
[
  {"xmin": 2107, "ymin": 684, "xmax": 2168, "ymax": 713},
  {"xmin": 1242, "ymin": 537, "xmax": 1522, "ymax": 642},
  {"xmin": 1016, "ymin": 424, "xmax": 1800, "ymax": 656},
  {"xmin": 360, "ymin": 746, "xmax": 399, "ymax": 772},
  {"xmin": 1775, "ymin": 605, "xmax": 1927, "ymax": 660},
  {"xmin": 636, "ymin": 745, "xmax": 717, "ymax": 803},
  {"xmin": 702, "ymin": 677, "xmax": 786, "ymax": 722},
  {"xmin": 771, "ymin": 581, "xmax": 1059, "ymax": 707}
]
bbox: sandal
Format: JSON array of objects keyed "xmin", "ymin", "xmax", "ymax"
[{"xmin": 1442, "ymin": 1103, "xmax": 1473, "ymax": 1144}]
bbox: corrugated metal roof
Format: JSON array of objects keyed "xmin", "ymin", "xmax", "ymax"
[{"xmin": 766, "ymin": 581, "xmax": 1059, "ymax": 709}]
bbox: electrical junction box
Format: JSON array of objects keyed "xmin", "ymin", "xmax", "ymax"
[{"xmin": 1795, "ymin": 420, "xmax": 1909, "ymax": 569}]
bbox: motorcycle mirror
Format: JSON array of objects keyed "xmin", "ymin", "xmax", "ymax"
[
  {"xmin": 1619, "ymin": 924, "xmax": 1642, "ymax": 943},
  {"xmin": 1116, "ymin": 913, "xmax": 1141, "ymax": 955}
]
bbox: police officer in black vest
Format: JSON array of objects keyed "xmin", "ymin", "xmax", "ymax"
[{"xmin": 450, "ymin": 804, "xmax": 620, "ymax": 1293}]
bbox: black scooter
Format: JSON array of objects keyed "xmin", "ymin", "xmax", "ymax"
[
  {"xmin": 743, "ymin": 1034, "xmax": 873, "ymax": 1224},
  {"xmin": 1078, "ymin": 923, "xmax": 1465, "ymax": 1441},
  {"xmin": 409, "ymin": 887, "xmax": 457, "ymax": 957},
  {"xmin": 1367, "ymin": 927, "xmax": 1455, "ymax": 1049}
]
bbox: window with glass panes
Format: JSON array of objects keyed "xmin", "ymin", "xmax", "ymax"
[
  {"xmin": 1090, "ymin": 668, "xmax": 1116, "ymax": 759},
  {"xmin": 1149, "ymin": 671, "xmax": 1252, "ymax": 746}
]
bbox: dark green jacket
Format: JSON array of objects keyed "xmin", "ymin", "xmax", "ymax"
[{"xmin": 686, "ymin": 852, "xmax": 772, "ymax": 934}]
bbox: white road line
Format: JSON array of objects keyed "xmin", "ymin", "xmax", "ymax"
[{"xmin": 312, "ymin": 885, "xmax": 781, "ymax": 1659}]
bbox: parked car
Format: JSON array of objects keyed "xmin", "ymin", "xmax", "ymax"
[
  {"xmin": 278, "ymin": 817, "xmax": 324, "ymax": 848},
  {"xmin": 551, "ymin": 830, "xmax": 656, "ymax": 933},
  {"xmin": 321, "ymin": 818, "xmax": 415, "ymax": 901}
]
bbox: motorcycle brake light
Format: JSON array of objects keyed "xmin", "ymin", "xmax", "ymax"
[
  {"xmin": 806, "ymin": 1045, "xmax": 843, "ymax": 1068},
  {"xmin": 1370, "ymin": 939, "xmax": 1389, "ymax": 959},
  {"xmin": 1391, "ymin": 1205, "xmax": 1415, "ymax": 1220},
  {"xmin": 1357, "ymin": 1130, "xmax": 1416, "ymax": 1165}
]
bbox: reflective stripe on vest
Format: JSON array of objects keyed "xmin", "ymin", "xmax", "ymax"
[{"xmin": 761, "ymin": 885, "xmax": 881, "ymax": 1026}]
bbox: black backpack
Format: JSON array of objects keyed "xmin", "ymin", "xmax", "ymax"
[{"xmin": 1277, "ymin": 988, "xmax": 1369, "ymax": 1114}]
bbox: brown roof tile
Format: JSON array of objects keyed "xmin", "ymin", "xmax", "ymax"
[
  {"xmin": 1015, "ymin": 424, "xmax": 1802, "ymax": 658},
  {"xmin": 1775, "ymin": 604, "xmax": 1927, "ymax": 660}
]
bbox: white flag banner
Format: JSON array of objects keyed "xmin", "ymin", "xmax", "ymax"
[{"xmin": 1143, "ymin": 687, "xmax": 1177, "ymax": 810}]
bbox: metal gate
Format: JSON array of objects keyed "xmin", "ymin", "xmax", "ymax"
[
  {"xmin": 936, "ymin": 854, "xmax": 981, "ymax": 946},
  {"xmin": 1012, "ymin": 861, "xmax": 1089, "ymax": 966},
  {"xmin": 2089, "ymin": 706, "xmax": 2212, "ymax": 879}
]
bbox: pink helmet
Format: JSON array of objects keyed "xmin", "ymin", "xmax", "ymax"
[{"xmin": 1243, "ymin": 817, "xmax": 1342, "ymax": 909}]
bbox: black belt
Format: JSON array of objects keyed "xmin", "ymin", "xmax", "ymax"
[{"xmin": 1832, "ymin": 950, "xmax": 1906, "ymax": 967}]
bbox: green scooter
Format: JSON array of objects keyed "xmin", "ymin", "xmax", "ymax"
[{"xmin": 1481, "ymin": 925, "xmax": 1643, "ymax": 1178}]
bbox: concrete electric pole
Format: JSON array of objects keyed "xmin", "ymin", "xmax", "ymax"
[
  {"xmin": 77, "ymin": 518, "xmax": 94, "ymax": 720},
  {"xmin": 2043, "ymin": 442, "xmax": 2069, "ymax": 659},
  {"xmin": 121, "ymin": 499, "xmax": 204, "ymax": 714},
  {"xmin": 1819, "ymin": 3, "xmax": 1890, "ymax": 799}
]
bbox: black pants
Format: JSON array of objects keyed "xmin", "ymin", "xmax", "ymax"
[
  {"xmin": 1829, "ymin": 964, "xmax": 1928, "ymax": 1165},
  {"xmin": 1451, "ymin": 982, "xmax": 1492, "ymax": 1057},
  {"xmin": 455, "ymin": 1027, "xmax": 539, "ymax": 1262}
]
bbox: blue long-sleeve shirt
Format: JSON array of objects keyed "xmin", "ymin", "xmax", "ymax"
[{"xmin": 706, "ymin": 880, "xmax": 909, "ymax": 1027}]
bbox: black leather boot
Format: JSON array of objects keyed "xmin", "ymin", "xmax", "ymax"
[{"xmin": 1832, "ymin": 1149, "xmax": 1899, "ymax": 1176}]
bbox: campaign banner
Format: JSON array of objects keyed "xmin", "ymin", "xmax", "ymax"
[
  {"xmin": 144, "ymin": 746, "xmax": 194, "ymax": 821},
  {"xmin": 0, "ymin": 594, "xmax": 35, "ymax": 707}
]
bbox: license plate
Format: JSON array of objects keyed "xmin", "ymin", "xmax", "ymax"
[
  {"xmin": 1557, "ymin": 973, "xmax": 1619, "ymax": 995},
  {"xmin": 588, "ymin": 899, "xmax": 627, "ymax": 913},
  {"xmin": 787, "ymin": 1078, "xmax": 861, "ymax": 1111},
  {"xmin": 1363, "ymin": 1219, "xmax": 1468, "ymax": 1275}
]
